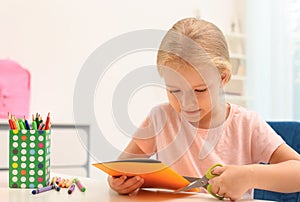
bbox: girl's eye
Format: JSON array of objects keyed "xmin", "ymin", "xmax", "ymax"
[
  {"xmin": 195, "ymin": 88, "xmax": 207, "ymax": 93},
  {"xmin": 169, "ymin": 90, "xmax": 181, "ymax": 94}
]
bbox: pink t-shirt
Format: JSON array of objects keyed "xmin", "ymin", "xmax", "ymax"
[{"xmin": 133, "ymin": 103, "xmax": 284, "ymax": 198}]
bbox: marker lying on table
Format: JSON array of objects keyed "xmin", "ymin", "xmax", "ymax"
[
  {"xmin": 49, "ymin": 176, "xmax": 57, "ymax": 185},
  {"xmin": 53, "ymin": 182, "xmax": 61, "ymax": 191},
  {"xmin": 65, "ymin": 178, "xmax": 74, "ymax": 188},
  {"xmin": 58, "ymin": 178, "xmax": 65, "ymax": 187},
  {"xmin": 56, "ymin": 177, "xmax": 61, "ymax": 185},
  {"xmin": 32, "ymin": 185, "xmax": 54, "ymax": 195},
  {"xmin": 68, "ymin": 184, "xmax": 76, "ymax": 195},
  {"xmin": 74, "ymin": 178, "xmax": 86, "ymax": 192}
]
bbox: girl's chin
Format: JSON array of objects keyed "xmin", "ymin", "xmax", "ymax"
[{"xmin": 182, "ymin": 114, "xmax": 201, "ymax": 124}]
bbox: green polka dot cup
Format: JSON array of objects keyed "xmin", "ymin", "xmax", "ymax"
[{"xmin": 9, "ymin": 130, "xmax": 51, "ymax": 189}]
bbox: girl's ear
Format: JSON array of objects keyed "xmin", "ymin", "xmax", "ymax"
[
  {"xmin": 212, "ymin": 59, "xmax": 231, "ymax": 87},
  {"xmin": 220, "ymin": 72, "xmax": 229, "ymax": 86}
]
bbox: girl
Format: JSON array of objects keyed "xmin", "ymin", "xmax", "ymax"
[{"xmin": 108, "ymin": 18, "xmax": 300, "ymax": 200}]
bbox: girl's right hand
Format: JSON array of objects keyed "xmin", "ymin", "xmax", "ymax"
[{"xmin": 107, "ymin": 175, "xmax": 144, "ymax": 195}]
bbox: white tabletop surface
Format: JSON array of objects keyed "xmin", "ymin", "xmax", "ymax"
[{"xmin": 0, "ymin": 171, "xmax": 271, "ymax": 202}]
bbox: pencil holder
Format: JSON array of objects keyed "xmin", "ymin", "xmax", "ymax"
[{"xmin": 9, "ymin": 129, "xmax": 51, "ymax": 188}]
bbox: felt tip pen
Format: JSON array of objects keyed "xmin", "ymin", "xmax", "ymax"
[
  {"xmin": 62, "ymin": 179, "xmax": 68, "ymax": 188},
  {"xmin": 18, "ymin": 119, "xmax": 25, "ymax": 130},
  {"xmin": 39, "ymin": 116, "xmax": 43, "ymax": 125},
  {"xmin": 53, "ymin": 182, "xmax": 61, "ymax": 191},
  {"xmin": 32, "ymin": 185, "xmax": 54, "ymax": 195},
  {"xmin": 13, "ymin": 117, "xmax": 19, "ymax": 130},
  {"xmin": 35, "ymin": 113, "xmax": 40, "ymax": 127},
  {"xmin": 32, "ymin": 121, "xmax": 37, "ymax": 130},
  {"xmin": 24, "ymin": 116, "xmax": 30, "ymax": 130},
  {"xmin": 44, "ymin": 112, "xmax": 50, "ymax": 130},
  {"xmin": 58, "ymin": 178, "xmax": 65, "ymax": 187},
  {"xmin": 74, "ymin": 178, "xmax": 86, "ymax": 192},
  {"xmin": 50, "ymin": 176, "xmax": 57, "ymax": 185},
  {"xmin": 38, "ymin": 123, "xmax": 44, "ymax": 130},
  {"xmin": 8, "ymin": 119, "xmax": 14, "ymax": 130},
  {"xmin": 68, "ymin": 184, "xmax": 76, "ymax": 195},
  {"xmin": 56, "ymin": 177, "xmax": 61, "ymax": 184},
  {"xmin": 8, "ymin": 113, "xmax": 14, "ymax": 129},
  {"xmin": 66, "ymin": 178, "xmax": 74, "ymax": 188}
]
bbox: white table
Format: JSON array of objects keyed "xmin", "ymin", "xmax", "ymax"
[{"xmin": 0, "ymin": 172, "xmax": 271, "ymax": 202}]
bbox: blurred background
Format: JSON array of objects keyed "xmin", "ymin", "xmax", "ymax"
[{"xmin": 0, "ymin": 0, "xmax": 299, "ymax": 179}]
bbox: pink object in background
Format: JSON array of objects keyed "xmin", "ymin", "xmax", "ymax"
[{"xmin": 0, "ymin": 59, "xmax": 30, "ymax": 119}]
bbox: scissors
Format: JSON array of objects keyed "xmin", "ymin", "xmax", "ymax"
[{"xmin": 175, "ymin": 164, "xmax": 224, "ymax": 200}]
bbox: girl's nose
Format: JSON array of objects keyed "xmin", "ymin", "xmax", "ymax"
[{"xmin": 181, "ymin": 91, "xmax": 198, "ymax": 108}]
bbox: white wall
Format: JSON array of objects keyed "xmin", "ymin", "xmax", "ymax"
[
  {"xmin": 0, "ymin": 0, "xmax": 245, "ymax": 178},
  {"xmin": 246, "ymin": 0, "xmax": 294, "ymax": 120}
]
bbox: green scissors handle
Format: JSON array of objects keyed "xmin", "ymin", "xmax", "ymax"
[{"xmin": 205, "ymin": 164, "xmax": 224, "ymax": 200}]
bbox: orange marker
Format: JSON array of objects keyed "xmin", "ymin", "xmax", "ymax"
[
  {"xmin": 12, "ymin": 115, "xmax": 18, "ymax": 130},
  {"xmin": 58, "ymin": 178, "xmax": 65, "ymax": 187},
  {"xmin": 62, "ymin": 179, "xmax": 68, "ymax": 188}
]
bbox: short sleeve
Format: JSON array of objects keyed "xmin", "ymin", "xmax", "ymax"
[
  {"xmin": 133, "ymin": 115, "xmax": 157, "ymax": 155},
  {"xmin": 251, "ymin": 115, "xmax": 285, "ymax": 164}
]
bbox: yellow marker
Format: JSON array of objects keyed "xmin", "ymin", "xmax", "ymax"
[
  {"xmin": 66, "ymin": 178, "xmax": 74, "ymax": 188},
  {"xmin": 51, "ymin": 176, "xmax": 57, "ymax": 185}
]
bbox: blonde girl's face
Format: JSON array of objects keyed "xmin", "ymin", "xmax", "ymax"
[{"xmin": 161, "ymin": 63, "xmax": 223, "ymax": 127}]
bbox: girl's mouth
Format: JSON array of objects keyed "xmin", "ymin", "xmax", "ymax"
[{"xmin": 183, "ymin": 109, "xmax": 201, "ymax": 115}]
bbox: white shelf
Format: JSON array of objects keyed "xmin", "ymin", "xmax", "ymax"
[{"xmin": 225, "ymin": 32, "xmax": 247, "ymax": 107}]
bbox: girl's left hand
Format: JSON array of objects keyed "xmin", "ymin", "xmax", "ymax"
[{"xmin": 210, "ymin": 165, "xmax": 254, "ymax": 201}]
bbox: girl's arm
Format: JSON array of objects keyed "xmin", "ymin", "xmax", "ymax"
[
  {"xmin": 251, "ymin": 143, "xmax": 300, "ymax": 192},
  {"xmin": 118, "ymin": 139, "xmax": 150, "ymax": 159},
  {"xmin": 107, "ymin": 140, "xmax": 149, "ymax": 195},
  {"xmin": 211, "ymin": 143, "xmax": 300, "ymax": 200}
]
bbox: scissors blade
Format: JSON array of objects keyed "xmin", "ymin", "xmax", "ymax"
[{"xmin": 175, "ymin": 177, "xmax": 208, "ymax": 192}]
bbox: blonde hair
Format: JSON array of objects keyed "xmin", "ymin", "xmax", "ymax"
[{"xmin": 157, "ymin": 18, "xmax": 232, "ymax": 83}]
